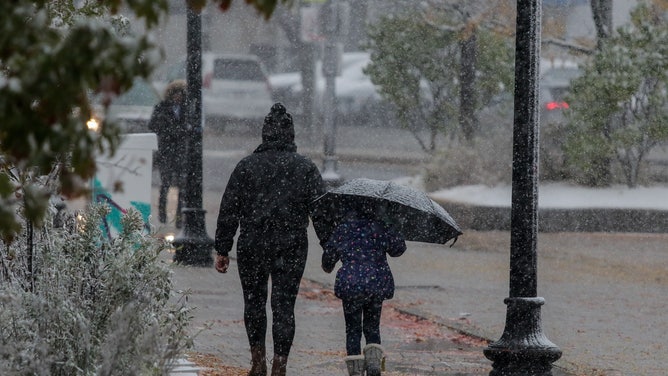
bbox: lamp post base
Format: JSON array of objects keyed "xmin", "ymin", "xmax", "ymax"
[
  {"xmin": 172, "ymin": 208, "xmax": 213, "ymax": 267},
  {"xmin": 484, "ymin": 297, "xmax": 562, "ymax": 376},
  {"xmin": 322, "ymin": 156, "xmax": 343, "ymax": 190}
]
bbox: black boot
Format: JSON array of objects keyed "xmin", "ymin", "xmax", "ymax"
[
  {"xmin": 270, "ymin": 355, "xmax": 288, "ymax": 376},
  {"xmin": 248, "ymin": 346, "xmax": 267, "ymax": 376}
]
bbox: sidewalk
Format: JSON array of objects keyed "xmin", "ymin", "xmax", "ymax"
[
  {"xmin": 156, "ymin": 186, "xmax": 668, "ymax": 376},
  {"xmin": 165, "ymin": 246, "xmax": 496, "ymax": 376},
  {"xmin": 155, "ymin": 193, "xmax": 575, "ymax": 376},
  {"xmin": 158, "ymin": 125, "xmax": 668, "ymax": 376},
  {"xmin": 155, "ymin": 195, "xmax": 498, "ymax": 376}
]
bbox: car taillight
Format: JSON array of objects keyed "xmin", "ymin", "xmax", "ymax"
[
  {"xmin": 545, "ymin": 101, "xmax": 569, "ymax": 110},
  {"xmin": 203, "ymin": 72, "xmax": 212, "ymax": 89}
]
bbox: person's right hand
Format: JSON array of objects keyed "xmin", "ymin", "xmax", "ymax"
[
  {"xmin": 215, "ymin": 255, "xmax": 229, "ymax": 274},
  {"xmin": 322, "ymin": 264, "xmax": 333, "ymax": 274}
]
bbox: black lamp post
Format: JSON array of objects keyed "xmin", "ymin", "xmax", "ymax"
[
  {"xmin": 172, "ymin": 5, "xmax": 214, "ymax": 267},
  {"xmin": 483, "ymin": 1, "xmax": 562, "ymax": 374}
]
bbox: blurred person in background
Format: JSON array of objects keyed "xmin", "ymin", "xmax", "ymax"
[{"xmin": 148, "ymin": 79, "xmax": 188, "ymax": 228}]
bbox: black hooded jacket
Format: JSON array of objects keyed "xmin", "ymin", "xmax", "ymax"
[
  {"xmin": 214, "ymin": 104, "xmax": 325, "ymax": 257},
  {"xmin": 148, "ymin": 98, "xmax": 187, "ymax": 175}
]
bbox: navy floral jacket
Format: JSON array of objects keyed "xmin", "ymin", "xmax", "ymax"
[{"xmin": 322, "ymin": 218, "xmax": 406, "ymax": 301}]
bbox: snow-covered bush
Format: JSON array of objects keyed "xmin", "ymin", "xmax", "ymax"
[
  {"xmin": 564, "ymin": 2, "xmax": 668, "ymax": 188},
  {"xmin": 0, "ymin": 204, "xmax": 193, "ymax": 376},
  {"xmin": 423, "ymin": 128, "xmax": 513, "ymax": 191}
]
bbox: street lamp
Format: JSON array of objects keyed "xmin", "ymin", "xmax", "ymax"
[
  {"xmin": 483, "ymin": 1, "xmax": 562, "ymax": 374},
  {"xmin": 172, "ymin": 5, "xmax": 214, "ymax": 267}
]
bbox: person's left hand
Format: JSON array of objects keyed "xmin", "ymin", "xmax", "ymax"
[{"xmin": 215, "ymin": 255, "xmax": 229, "ymax": 273}]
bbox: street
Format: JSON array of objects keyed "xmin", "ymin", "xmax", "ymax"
[
  {"xmin": 193, "ymin": 122, "xmax": 430, "ymax": 191},
  {"xmin": 154, "ymin": 123, "xmax": 668, "ymax": 376}
]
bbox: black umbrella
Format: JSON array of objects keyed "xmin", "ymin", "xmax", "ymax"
[{"xmin": 312, "ymin": 178, "xmax": 462, "ymax": 245}]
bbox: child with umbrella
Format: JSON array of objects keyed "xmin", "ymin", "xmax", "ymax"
[{"xmin": 320, "ymin": 202, "xmax": 406, "ymax": 376}]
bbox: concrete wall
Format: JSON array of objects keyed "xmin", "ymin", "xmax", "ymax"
[{"xmin": 438, "ymin": 199, "xmax": 668, "ymax": 233}]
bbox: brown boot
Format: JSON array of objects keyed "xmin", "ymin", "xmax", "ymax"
[
  {"xmin": 270, "ymin": 354, "xmax": 288, "ymax": 376},
  {"xmin": 248, "ymin": 346, "xmax": 267, "ymax": 376}
]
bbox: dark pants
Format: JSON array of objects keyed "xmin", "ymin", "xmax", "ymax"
[
  {"xmin": 237, "ymin": 238, "xmax": 307, "ymax": 357},
  {"xmin": 342, "ymin": 296, "xmax": 383, "ymax": 355}
]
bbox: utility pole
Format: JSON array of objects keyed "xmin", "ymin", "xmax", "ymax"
[
  {"xmin": 483, "ymin": 1, "xmax": 562, "ymax": 374},
  {"xmin": 172, "ymin": 5, "xmax": 214, "ymax": 267},
  {"xmin": 321, "ymin": 0, "xmax": 343, "ymax": 188}
]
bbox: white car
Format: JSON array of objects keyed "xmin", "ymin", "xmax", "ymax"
[
  {"xmin": 153, "ymin": 53, "xmax": 274, "ymax": 129},
  {"xmin": 268, "ymin": 52, "xmax": 395, "ymax": 126}
]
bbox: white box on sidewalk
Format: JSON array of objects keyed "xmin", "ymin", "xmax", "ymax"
[{"xmin": 92, "ymin": 133, "xmax": 157, "ymax": 238}]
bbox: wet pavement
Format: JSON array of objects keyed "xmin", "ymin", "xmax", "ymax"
[
  {"xmin": 156, "ymin": 124, "xmax": 667, "ymax": 376},
  {"xmin": 166, "ymin": 249, "xmax": 496, "ymax": 375},
  {"xmin": 162, "ymin": 222, "xmax": 668, "ymax": 376}
]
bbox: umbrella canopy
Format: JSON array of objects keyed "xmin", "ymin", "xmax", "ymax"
[{"xmin": 312, "ymin": 178, "xmax": 462, "ymax": 245}]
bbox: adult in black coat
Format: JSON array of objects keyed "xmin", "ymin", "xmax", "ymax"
[
  {"xmin": 214, "ymin": 103, "xmax": 325, "ymax": 376},
  {"xmin": 148, "ymin": 80, "xmax": 188, "ymax": 226}
]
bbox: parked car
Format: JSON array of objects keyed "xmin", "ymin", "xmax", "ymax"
[
  {"xmin": 539, "ymin": 62, "xmax": 582, "ymax": 127},
  {"xmin": 153, "ymin": 53, "xmax": 274, "ymax": 129},
  {"xmin": 538, "ymin": 62, "xmax": 582, "ymax": 179},
  {"xmin": 90, "ymin": 78, "xmax": 161, "ymax": 134},
  {"xmin": 268, "ymin": 52, "xmax": 398, "ymax": 127}
]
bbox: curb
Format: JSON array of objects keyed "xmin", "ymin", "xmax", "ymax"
[
  {"xmin": 300, "ymin": 148, "xmax": 430, "ymax": 166},
  {"xmin": 392, "ymin": 306, "xmax": 582, "ymax": 376},
  {"xmin": 168, "ymin": 358, "xmax": 201, "ymax": 375},
  {"xmin": 304, "ymin": 277, "xmax": 583, "ymax": 376},
  {"xmin": 432, "ymin": 199, "xmax": 668, "ymax": 234}
]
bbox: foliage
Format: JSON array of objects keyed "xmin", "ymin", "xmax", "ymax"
[
  {"xmin": 0, "ymin": 0, "xmax": 285, "ymax": 373},
  {"xmin": 0, "ymin": 0, "xmax": 168, "ymax": 243},
  {"xmin": 0, "ymin": 0, "xmax": 288, "ymax": 242},
  {"xmin": 564, "ymin": 2, "xmax": 668, "ymax": 187},
  {"xmin": 364, "ymin": 6, "xmax": 514, "ymax": 153},
  {"xmin": 191, "ymin": 0, "xmax": 291, "ymax": 19},
  {"xmin": 0, "ymin": 204, "xmax": 194, "ymax": 376}
]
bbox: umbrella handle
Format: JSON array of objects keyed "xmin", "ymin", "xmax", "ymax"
[{"xmin": 449, "ymin": 236, "xmax": 459, "ymax": 247}]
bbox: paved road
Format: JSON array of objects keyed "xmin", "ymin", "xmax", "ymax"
[{"xmin": 192, "ymin": 123, "xmax": 430, "ymax": 190}]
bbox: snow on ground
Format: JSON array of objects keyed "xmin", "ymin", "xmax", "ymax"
[{"xmin": 429, "ymin": 183, "xmax": 668, "ymax": 210}]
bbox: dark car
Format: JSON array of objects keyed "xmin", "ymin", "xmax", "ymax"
[
  {"xmin": 539, "ymin": 63, "xmax": 582, "ymax": 179},
  {"xmin": 539, "ymin": 65, "xmax": 582, "ymax": 127}
]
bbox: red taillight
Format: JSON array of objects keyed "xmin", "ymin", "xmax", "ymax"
[
  {"xmin": 203, "ymin": 72, "xmax": 212, "ymax": 89},
  {"xmin": 545, "ymin": 101, "xmax": 569, "ymax": 110}
]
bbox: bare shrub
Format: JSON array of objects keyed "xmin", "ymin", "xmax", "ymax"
[{"xmin": 423, "ymin": 129, "xmax": 513, "ymax": 192}]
